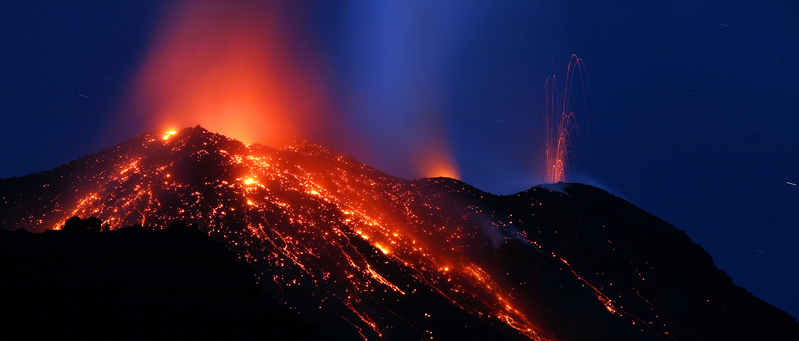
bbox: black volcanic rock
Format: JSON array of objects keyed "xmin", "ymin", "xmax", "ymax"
[
  {"xmin": 1, "ymin": 126, "xmax": 797, "ymax": 340},
  {"xmin": 483, "ymin": 184, "xmax": 799, "ymax": 340},
  {"xmin": 0, "ymin": 221, "xmax": 327, "ymax": 340}
]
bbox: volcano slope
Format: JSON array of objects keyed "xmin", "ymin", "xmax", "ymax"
[
  {"xmin": 0, "ymin": 220, "xmax": 328, "ymax": 340},
  {"xmin": 1, "ymin": 126, "xmax": 796, "ymax": 340}
]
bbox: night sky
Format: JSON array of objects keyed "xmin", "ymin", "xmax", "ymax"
[{"xmin": 2, "ymin": 1, "xmax": 798, "ymax": 318}]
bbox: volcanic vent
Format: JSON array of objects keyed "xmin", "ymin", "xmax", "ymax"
[{"xmin": 1, "ymin": 126, "xmax": 797, "ymax": 340}]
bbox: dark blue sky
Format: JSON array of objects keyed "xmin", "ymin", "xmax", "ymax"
[{"xmin": 2, "ymin": 1, "xmax": 798, "ymax": 317}]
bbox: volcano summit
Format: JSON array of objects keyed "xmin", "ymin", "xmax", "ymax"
[{"xmin": 1, "ymin": 126, "xmax": 796, "ymax": 340}]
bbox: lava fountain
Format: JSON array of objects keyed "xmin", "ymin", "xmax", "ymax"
[{"xmin": 543, "ymin": 54, "xmax": 589, "ymax": 183}]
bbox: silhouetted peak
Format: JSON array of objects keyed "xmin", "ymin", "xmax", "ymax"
[
  {"xmin": 412, "ymin": 176, "xmax": 490, "ymax": 198},
  {"xmin": 164, "ymin": 220, "xmax": 200, "ymax": 233},
  {"xmin": 61, "ymin": 216, "xmax": 104, "ymax": 232},
  {"xmin": 2, "ymin": 125, "xmax": 797, "ymax": 340}
]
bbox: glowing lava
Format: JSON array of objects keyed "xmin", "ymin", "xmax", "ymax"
[
  {"xmin": 8, "ymin": 127, "xmax": 547, "ymax": 340},
  {"xmin": 543, "ymin": 54, "xmax": 589, "ymax": 183},
  {"xmin": 162, "ymin": 130, "xmax": 177, "ymax": 140},
  {"xmin": 1, "ymin": 126, "xmax": 727, "ymax": 340}
]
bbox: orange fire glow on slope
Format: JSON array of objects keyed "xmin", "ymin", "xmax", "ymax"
[
  {"xmin": 30, "ymin": 127, "xmax": 542, "ymax": 340},
  {"xmin": 127, "ymin": 0, "xmax": 333, "ymax": 147},
  {"xmin": 162, "ymin": 130, "xmax": 177, "ymax": 140},
  {"xmin": 5, "ymin": 126, "xmax": 692, "ymax": 340}
]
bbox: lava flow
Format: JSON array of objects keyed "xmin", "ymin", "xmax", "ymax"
[
  {"xmin": 2, "ymin": 127, "xmax": 548, "ymax": 340},
  {"xmin": 2, "ymin": 126, "xmax": 796, "ymax": 340}
]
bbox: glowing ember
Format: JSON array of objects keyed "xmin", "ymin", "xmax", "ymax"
[{"xmin": 162, "ymin": 130, "xmax": 177, "ymax": 140}]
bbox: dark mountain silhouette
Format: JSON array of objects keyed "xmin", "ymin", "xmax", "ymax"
[
  {"xmin": 1, "ymin": 126, "xmax": 797, "ymax": 340},
  {"xmin": 0, "ymin": 219, "xmax": 327, "ymax": 340}
]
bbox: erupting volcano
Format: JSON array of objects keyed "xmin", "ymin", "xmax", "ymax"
[{"xmin": 1, "ymin": 126, "xmax": 797, "ymax": 340}]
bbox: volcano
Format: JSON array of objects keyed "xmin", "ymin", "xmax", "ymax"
[{"xmin": 1, "ymin": 126, "xmax": 796, "ymax": 340}]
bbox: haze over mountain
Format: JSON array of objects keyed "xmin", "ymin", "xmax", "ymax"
[{"xmin": 1, "ymin": 126, "xmax": 796, "ymax": 340}]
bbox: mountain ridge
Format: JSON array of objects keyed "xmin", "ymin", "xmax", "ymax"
[
  {"xmin": 0, "ymin": 220, "xmax": 329, "ymax": 340},
  {"xmin": 1, "ymin": 125, "xmax": 797, "ymax": 340}
]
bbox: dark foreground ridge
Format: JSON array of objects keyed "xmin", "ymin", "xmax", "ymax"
[
  {"xmin": 0, "ymin": 220, "xmax": 327, "ymax": 340},
  {"xmin": 1, "ymin": 126, "xmax": 798, "ymax": 340}
]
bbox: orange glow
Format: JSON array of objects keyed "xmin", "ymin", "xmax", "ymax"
[
  {"xmin": 421, "ymin": 149, "xmax": 460, "ymax": 179},
  {"xmin": 29, "ymin": 125, "xmax": 556, "ymax": 339},
  {"xmin": 374, "ymin": 243, "xmax": 390, "ymax": 255},
  {"xmin": 162, "ymin": 130, "xmax": 177, "ymax": 140},
  {"xmin": 124, "ymin": 0, "xmax": 460, "ymax": 181},
  {"xmin": 127, "ymin": 0, "xmax": 335, "ymax": 147},
  {"xmin": 416, "ymin": 117, "xmax": 460, "ymax": 179}
]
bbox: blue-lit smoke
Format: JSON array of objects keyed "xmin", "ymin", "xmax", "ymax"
[
  {"xmin": 319, "ymin": 2, "xmax": 485, "ymax": 179},
  {"xmin": 314, "ymin": 1, "xmax": 563, "ymax": 193}
]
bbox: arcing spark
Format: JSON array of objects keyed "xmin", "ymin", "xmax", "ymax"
[{"xmin": 544, "ymin": 54, "xmax": 589, "ymax": 183}]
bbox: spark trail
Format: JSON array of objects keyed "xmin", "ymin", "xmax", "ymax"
[{"xmin": 543, "ymin": 54, "xmax": 589, "ymax": 183}]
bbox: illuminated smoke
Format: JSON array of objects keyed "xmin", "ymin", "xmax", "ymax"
[
  {"xmin": 124, "ymin": 0, "xmax": 334, "ymax": 147},
  {"xmin": 314, "ymin": 1, "xmax": 470, "ymax": 180},
  {"xmin": 122, "ymin": 0, "xmax": 460, "ymax": 181}
]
